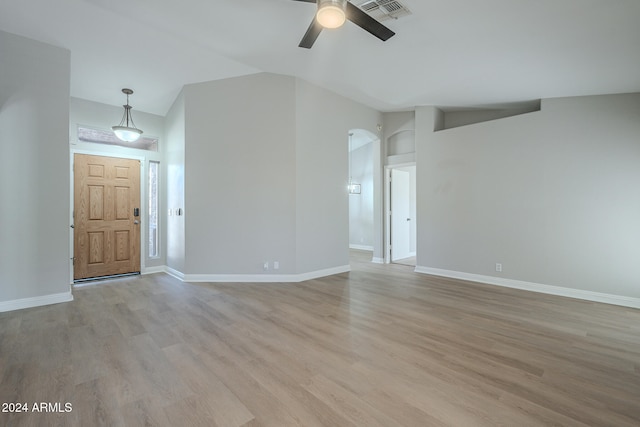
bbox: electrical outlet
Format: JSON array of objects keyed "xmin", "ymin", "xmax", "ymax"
[
  {"xmin": 495, "ymin": 263, "xmax": 502, "ymax": 272},
  {"xmin": 273, "ymin": 261, "xmax": 279, "ymax": 270},
  {"xmin": 263, "ymin": 261, "xmax": 269, "ymax": 271}
]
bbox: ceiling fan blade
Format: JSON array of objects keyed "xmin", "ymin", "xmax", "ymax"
[
  {"xmin": 299, "ymin": 18, "xmax": 323, "ymax": 49},
  {"xmin": 345, "ymin": 2, "xmax": 395, "ymax": 41}
]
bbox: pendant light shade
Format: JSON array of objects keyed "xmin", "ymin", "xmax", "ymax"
[
  {"xmin": 316, "ymin": 0, "xmax": 347, "ymax": 29},
  {"xmin": 112, "ymin": 88, "xmax": 143, "ymax": 142}
]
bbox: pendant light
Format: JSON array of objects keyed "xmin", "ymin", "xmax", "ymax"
[{"xmin": 112, "ymin": 88, "xmax": 143, "ymax": 142}]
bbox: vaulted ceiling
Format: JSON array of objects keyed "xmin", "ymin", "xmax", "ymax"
[{"xmin": 2, "ymin": 0, "xmax": 639, "ymax": 116}]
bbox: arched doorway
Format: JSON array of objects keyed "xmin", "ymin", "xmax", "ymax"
[{"xmin": 348, "ymin": 129, "xmax": 382, "ymax": 263}]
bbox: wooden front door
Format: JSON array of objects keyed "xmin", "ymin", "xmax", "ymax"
[{"xmin": 74, "ymin": 154, "xmax": 141, "ymax": 280}]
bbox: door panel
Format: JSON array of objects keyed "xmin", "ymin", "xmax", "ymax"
[
  {"xmin": 74, "ymin": 154, "xmax": 141, "ymax": 280},
  {"xmin": 391, "ymin": 168, "xmax": 411, "ymax": 261}
]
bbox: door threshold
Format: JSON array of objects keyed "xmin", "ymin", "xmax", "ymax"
[{"xmin": 74, "ymin": 272, "xmax": 140, "ymax": 285}]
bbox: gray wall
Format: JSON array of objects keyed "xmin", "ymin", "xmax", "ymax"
[
  {"xmin": 416, "ymin": 93, "xmax": 640, "ymax": 299},
  {"xmin": 442, "ymin": 103, "xmax": 541, "ymax": 130},
  {"xmin": 183, "ymin": 73, "xmax": 297, "ymax": 275},
  {"xmin": 383, "ymin": 111, "xmax": 415, "ymax": 161},
  {"xmin": 162, "ymin": 73, "xmax": 382, "ymax": 277},
  {"xmin": 349, "ymin": 142, "xmax": 374, "ymax": 249},
  {"xmin": 0, "ymin": 31, "xmax": 71, "ymax": 303},
  {"xmin": 165, "ymin": 92, "xmax": 186, "ymax": 273},
  {"xmin": 69, "ymin": 97, "xmax": 165, "ymax": 149},
  {"xmin": 295, "ymin": 79, "xmax": 383, "ymax": 274}
]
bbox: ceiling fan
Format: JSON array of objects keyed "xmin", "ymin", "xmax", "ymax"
[{"xmin": 293, "ymin": 0, "xmax": 395, "ymax": 48}]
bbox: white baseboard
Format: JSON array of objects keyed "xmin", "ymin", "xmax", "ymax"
[
  {"xmin": 371, "ymin": 257, "xmax": 385, "ymax": 264},
  {"xmin": 164, "ymin": 266, "xmax": 185, "ymax": 281},
  {"xmin": 184, "ymin": 265, "xmax": 351, "ymax": 283},
  {"xmin": 162, "ymin": 265, "xmax": 351, "ymax": 283},
  {"xmin": 0, "ymin": 289, "xmax": 74, "ymax": 313},
  {"xmin": 142, "ymin": 266, "xmax": 166, "ymax": 275},
  {"xmin": 414, "ymin": 266, "xmax": 640, "ymax": 310},
  {"xmin": 295, "ymin": 265, "xmax": 351, "ymax": 282},
  {"xmin": 350, "ymin": 244, "xmax": 374, "ymax": 251}
]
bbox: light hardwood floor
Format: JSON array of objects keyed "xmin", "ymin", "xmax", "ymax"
[
  {"xmin": 1, "ymin": 250, "xmax": 639, "ymax": 426},
  {"xmin": 392, "ymin": 256, "xmax": 416, "ymax": 267}
]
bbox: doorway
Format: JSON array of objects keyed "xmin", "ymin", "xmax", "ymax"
[
  {"xmin": 348, "ymin": 130, "xmax": 377, "ymax": 255},
  {"xmin": 388, "ymin": 165, "xmax": 416, "ymax": 266},
  {"xmin": 73, "ymin": 153, "xmax": 141, "ymax": 280}
]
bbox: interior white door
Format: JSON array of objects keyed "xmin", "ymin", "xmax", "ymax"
[{"xmin": 391, "ymin": 168, "xmax": 411, "ymax": 261}]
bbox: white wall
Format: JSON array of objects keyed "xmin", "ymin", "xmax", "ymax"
[
  {"xmin": 416, "ymin": 93, "xmax": 640, "ymax": 300},
  {"xmin": 165, "ymin": 92, "xmax": 186, "ymax": 273},
  {"xmin": 349, "ymin": 142, "xmax": 374, "ymax": 250},
  {"xmin": 183, "ymin": 73, "xmax": 298, "ymax": 275},
  {"xmin": 295, "ymin": 79, "xmax": 383, "ymax": 274},
  {"xmin": 0, "ymin": 31, "xmax": 71, "ymax": 307},
  {"xmin": 69, "ymin": 97, "xmax": 166, "ymax": 270}
]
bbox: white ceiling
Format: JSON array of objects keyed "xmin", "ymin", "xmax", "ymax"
[{"xmin": 2, "ymin": 0, "xmax": 639, "ymax": 116}]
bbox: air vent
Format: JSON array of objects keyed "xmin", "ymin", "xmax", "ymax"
[
  {"xmin": 379, "ymin": 0, "xmax": 403, "ymax": 13},
  {"xmin": 360, "ymin": 2, "xmax": 379, "ymax": 12},
  {"xmin": 355, "ymin": 0, "xmax": 412, "ymax": 21}
]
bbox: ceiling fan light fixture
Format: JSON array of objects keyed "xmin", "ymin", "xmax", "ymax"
[
  {"xmin": 112, "ymin": 88, "xmax": 143, "ymax": 142},
  {"xmin": 316, "ymin": 0, "xmax": 347, "ymax": 29}
]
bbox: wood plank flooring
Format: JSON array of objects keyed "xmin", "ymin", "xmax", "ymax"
[{"xmin": 1, "ymin": 249, "xmax": 639, "ymax": 426}]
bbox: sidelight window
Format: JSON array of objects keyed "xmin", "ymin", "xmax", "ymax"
[{"xmin": 148, "ymin": 161, "xmax": 160, "ymax": 258}]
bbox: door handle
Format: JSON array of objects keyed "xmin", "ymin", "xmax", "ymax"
[
  {"xmin": 134, "ymin": 220, "xmax": 140, "ymax": 225},
  {"xmin": 406, "ymin": 218, "xmax": 411, "ymax": 221}
]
